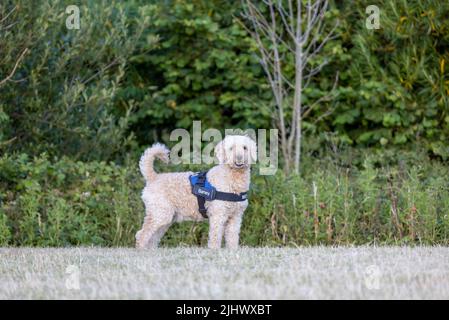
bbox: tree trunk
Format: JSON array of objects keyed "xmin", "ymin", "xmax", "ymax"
[{"xmin": 293, "ymin": 28, "xmax": 303, "ymax": 174}]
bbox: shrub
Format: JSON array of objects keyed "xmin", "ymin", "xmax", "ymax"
[
  {"xmin": 330, "ymin": 0, "xmax": 449, "ymax": 158},
  {"xmin": 0, "ymin": 209, "xmax": 11, "ymax": 246},
  {"xmin": 119, "ymin": 0, "xmax": 274, "ymax": 145},
  {"xmin": 0, "ymin": 153, "xmax": 144, "ymax": 246},
  {"xmin": 1, "ymin": 0, "xmax": 448, "ymax": 247},
  {"xmin": 0, "ymin": 0, "xmax": 156, "ymax": 160},
  {"xmin": 4, "ymin": 151, "xmax": 447, "ymax": 247},
  {"xmin": 2, "ymin": 0, "xmax": 449, "ymax": 160}
]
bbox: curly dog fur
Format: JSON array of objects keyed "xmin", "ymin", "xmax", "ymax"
[{"xmin": 135, "ymin": 135, "xmax": 257, "ymax": 249}]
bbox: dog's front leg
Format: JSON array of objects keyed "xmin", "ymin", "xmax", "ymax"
[
  {"xmin": 207, "ymin": 211, "xmax": 228, "ymax": 249},
  {"xmin": 224, "ymin": 212, "xmax": 243, "ymax": 249}
]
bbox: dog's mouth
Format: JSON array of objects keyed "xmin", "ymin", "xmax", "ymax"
[{"xmin": 233, "ymin": 162, "xmax": 246, "ymax": 169}]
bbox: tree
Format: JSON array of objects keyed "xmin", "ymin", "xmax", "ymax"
[{"xmin": 241, "ymin": 0, "xmax": 338, "ymax": 174}]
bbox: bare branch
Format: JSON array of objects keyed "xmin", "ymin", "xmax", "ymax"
[
  {"xmin": 0, "ymin": 48, "xmax": 29, "ymax": 87},
  {"xmin": 241, "ymin": 0, "xmax": 338, "ymax": 174},
  {"xmin": 304, "ymin": 16, "xmax": 339, "ymax": 61},
  {"xmin": 303, "ymin": 1, "xmax": 326, "ymax": 45},
  {"xmin": 302, "ymin": 71, "xmax": 339, "ymax": 119},
  {"xmin": 303, "ymin": 59, "xmax": 329, "ymax": 88},
  {"xmin": 241, "ymin": 11, "xmax": 296, "ymax": 54},
  {"xmin": 0, "ymin": 136, "xmax": 17, "ymax": 148},
  {"xmin": 276, "ymin": 1, "xmax": 299, "ymax": 43},
  {"xmin": 81, "ymin": 59, "xmax": 120, "ymax": 85},
  {"xmin": 0, "ymin": 5, "xmax": 17, "ymax": 24},
  {"xmin": 238, "ymin": 11, "xmax": 278, "ymax": 101}
]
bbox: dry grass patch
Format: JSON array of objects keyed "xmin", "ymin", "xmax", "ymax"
[{"xmin": 1, "ymin": 246, "xmax": 448, "ymax": 299}]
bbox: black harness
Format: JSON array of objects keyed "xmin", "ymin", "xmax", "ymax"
[{"xmin": 189, "ymin": 171, "xmax": 248, "ymax": 218}]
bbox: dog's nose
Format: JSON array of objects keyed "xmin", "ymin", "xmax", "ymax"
[{"xmin": 236, "ymin": 154, "xmax": 243, "ymax": 162}]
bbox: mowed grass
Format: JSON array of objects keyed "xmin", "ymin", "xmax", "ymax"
[{"xmin": 1, "ymin": 247, "xmax": 448, "ymax": 299}]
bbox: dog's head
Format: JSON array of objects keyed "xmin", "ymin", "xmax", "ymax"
[{"xmin": 214, "ymin": 135, "xmax": 257, "ymax": 169}]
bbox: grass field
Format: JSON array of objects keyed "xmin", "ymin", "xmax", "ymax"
[{"xmin": 1, "ymin": 247, "xmax": 448, "ymax": 299}]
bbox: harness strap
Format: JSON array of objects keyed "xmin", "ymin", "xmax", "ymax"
[
  {"xmin": 190, "ymin": 171, "xmax": 248, "ymax": 219},
  {"xmin": 215, "ymin": 191, "xmax": 248, "ymax": 202},
  {"xmin": 195, "ymin": 172, "xmax": 208, "ymax": 218}
]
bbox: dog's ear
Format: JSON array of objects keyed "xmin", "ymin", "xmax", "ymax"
[
  {"xmin": 214, "ymin": 139, "xmax": 226, "ymax": 164},
  {"xmin": 247, "ymin": 137, "xmax": 257, "ymax": 163}
]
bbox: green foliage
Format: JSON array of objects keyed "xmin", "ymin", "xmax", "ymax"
[
  {"xmin": 1, "ymin": 151, "xmax": 447, "ymax": 247},
  {"xmin": 1, "ymin": 0, "xmax": 449, "ymax": 247},
  {"xmin": 331, "ymin": 0, "xmax": 449, "ymax": 158},
  {"xmin": 119, "ymin": 0, "xmax": 273, "ymax": 144},
  {"xmin": 0, "ymin": 0, "xmax": 156, "ymax": 160},
  {"xmin": 0, "ymin": 154, "xmax": 143, "ymax": 246},
  {"xmin": 0, "ymin": 208, "xmax": 11, "ymax": 245},
  {"xmin": 1, "ymin": 0, "xmax": 449, "ymax": 158}
]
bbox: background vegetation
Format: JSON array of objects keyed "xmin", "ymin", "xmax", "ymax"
[{"xmin": 1, "ymin": 0, "xmax": 448, "ymax": 246}]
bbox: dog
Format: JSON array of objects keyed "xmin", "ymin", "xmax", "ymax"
[{"xmin": 135, "ymin": 135, "xmax": 257, "ymax": 249}]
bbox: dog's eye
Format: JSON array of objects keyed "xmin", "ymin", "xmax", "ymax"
[{"xmin": 243, "ymin": 146, "xmax": 247, "ymax": 150}]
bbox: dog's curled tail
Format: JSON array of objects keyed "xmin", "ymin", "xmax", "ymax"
[{"xmin": 139, "ymin": 143, "xmax": 170, "ymax": 182}]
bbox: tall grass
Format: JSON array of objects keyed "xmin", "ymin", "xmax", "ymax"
[{"xmin": 0, "ymin": 149, "xmax": 448, "ymax": 247}]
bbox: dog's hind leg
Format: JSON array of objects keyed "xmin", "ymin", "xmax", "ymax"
[
  {"xmin": 136, "ymin": 207, "xmax": 174, "ymax": 249},
  {"xmin": 149, "ymin": 222, "xmax": 172, "ymax": 247},
  {"xmin": 136, "ymin": 218, "xmax": 172, "ymax": 248}
]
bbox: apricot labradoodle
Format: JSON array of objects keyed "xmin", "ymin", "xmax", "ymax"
[{"xmin": 135, "ymin": 135, "xmax": 257, "ymax": 249}]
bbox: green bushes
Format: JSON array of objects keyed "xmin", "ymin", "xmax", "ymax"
[
  {"xmin": 0, "ymin": 210, "xmax": 11, "ymax": 244},
  {"xmin": 120, "ymin": 0, "xmax": 273, "ymax": 144},
  {"xmin": 1, "ymin": 151, "xmax": 448, "ymax": 247},
  {"xmin": 1, "ymin": 0, "xmax": 449, "ymax": 247},
  {"xmin": 0, "ymin": 154, "xmax": 143, "ymax": 246},
  {"xmin": 0, "ymin": 0, "xmax": 156, "ymax": 160},
  {"xmin": 331, "ymin": 0, "xmax": 449, "ymax": 158},
  {"xmin": 242, "ymin": 158, "xmax": 449, "ymax": 246},
  {"xmin": 119, "ymin": 0, "xmax": 449, "ymax": 158},
  {"xmin": 2, "ymin": 0, "xmax": 449, "ymax": 158}
]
